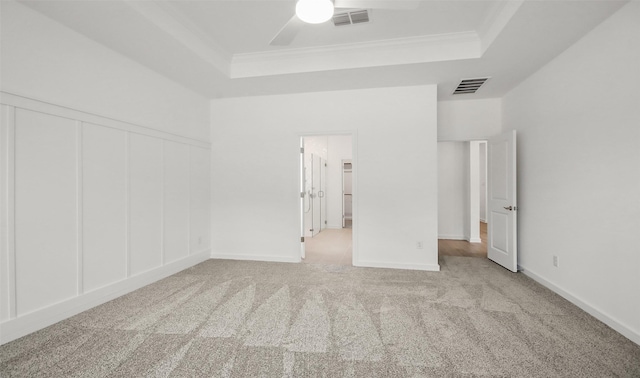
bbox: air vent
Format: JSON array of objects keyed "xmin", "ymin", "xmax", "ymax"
[
  {"xmin": 453, "ymin": 78, "xmax": 490, "ymax": 95},
  {"xmin": 333, "ymin": 10, "xmax": 369, "ymax": 26}
]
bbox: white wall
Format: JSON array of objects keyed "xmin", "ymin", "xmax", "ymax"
[
  {"xmin": 437, "ymin": 142, "xmax": 466, "ymax": 239},
  {"xmin": 0, "ymin": 1, "xmax": 211, "ymax": 344},
  {"xmin": 437, "ymin": 98, "xmax": 498, "ymax": 241},
  {"xmin": 479, "ymin": 142, "xmax": 487, "ymax": 222},
  {"xmin": 504, "ymin": 1, "xmax": 640, "ymax": 344},
  {"xmin": 327, "ymin": 136, "xmax": 353, "ymax": 229},
  {"xmin": 438, "ymin": 98, "xmax": 502, "ymax": 141},
  {"xmin": 467, "ymin": 141, "xmax": 481, "ymax": 243},
  {"xmin": 0, "ymin": 1, "xmax": 209, "ymax": 142},
  {"xmin": 211, "ymin": 85, "xmax": 439, "ymax": 271}
]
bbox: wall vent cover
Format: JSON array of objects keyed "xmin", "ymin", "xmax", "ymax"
[
  {"xmin": 333, "ymin": 10, "xmax": 369, "ymax": 26},
  {"xmin": 453, "ymin": 78, "xmax": 490, "ymax": 95}
]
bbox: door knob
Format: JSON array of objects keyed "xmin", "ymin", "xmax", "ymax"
[{"xmin": 504, "ymin": 206, "xmax": 513, "ymax": 211}]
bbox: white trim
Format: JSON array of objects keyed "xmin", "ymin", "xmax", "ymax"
[
  {"xmin": 187, "ymin": 146, "xmax": 192, "ymax": 254},
  {"xmin": 355, "ymin": 260, "xmax": 440, "ymax": 272},
  {"xmin": 125, "ymin": 132, "xmax": 131, "ymax": 278},
  {"xmin": 466, "ymin": 237, "xmax": 482, "ymax": 243},
  {"xmin": 1, "ymin": 105, "xmax": 17, "ymax": 321},
  {"xmin": 6, "ymin": 105, "xmax": 17, "ymax": 320},
  {"xmin": 160, "ymin": 140, "xmax": 165, "ymax": 266},
  {"xmin": 231, "ymin": 32, "xmax": 480, "ymax": 78},
  {"xmin": 211, "ymin": 253, "xmax": 300, "ymax": 264},
  {"xmin": 76, "ymin": 121, "xmax": 84, "ymax": 295},
  {"xmin": 0, "ymin": 250, "xmax": 211, "ymax": 345},
  {"xmin": 521, "ymin": 266, "xmax": 640, "ymax": 346},
  {"xmin": 438, "ymin": 234, "xmax": 466, "ymax": 240},
  {"xmin": 478, "ymin": 0, "xmax": 524, "ymax": 54},
  {"xmin": 0, "ymin": 92, "xmax": 210, "ymax": 149}
]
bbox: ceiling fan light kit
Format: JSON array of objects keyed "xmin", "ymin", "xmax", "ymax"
[{"xmin": 296, "ymin": 0, "xmax": 335, "ymax": 24}]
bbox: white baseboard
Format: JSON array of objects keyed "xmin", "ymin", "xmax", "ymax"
[
  {"xmin": 521, "ymin": 266, "xmax": 640, "ymax": 346},
  {"xmin": 438, "ymin": 234, "xmax": 466, "ymax": 240},
  {"xmin": 0, "ymin": 249, "xmax": 210, "ymax": 345},
  {"xmin": 355, "ymin": 260, "xmax": 440, "ymax": 272},
  {"xmin": 437, "ymin": 235, "xmax": 481, "ymax": 243},
  {"xmin": 210, "ymin": 252, "xmax": 300, "ymax": 264}
]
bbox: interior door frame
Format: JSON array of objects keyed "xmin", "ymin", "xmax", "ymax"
[
  {"xmin": 436, "ymin": 139, "xmax": 486, "ymax": 245},
  {"xmin": 299, "ymin": 131, "xmax": 357, "ymax": 265}
]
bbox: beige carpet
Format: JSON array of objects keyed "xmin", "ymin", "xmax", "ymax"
[
  {"xmin": 1, "ymin": 256, "xmax": 639, "ymax": 377},
  {"xmin": 303, "ymin": 228, "xmax": 352, "ymax": 266}
]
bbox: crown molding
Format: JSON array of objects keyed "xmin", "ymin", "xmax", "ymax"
[
  {"xmin": 123, "ymin": 1, "xmax": 522, "ymax": 80},
  {"xmin": 478, "ymin": 0, "xmax": 524, "ymax": 54},
  {"xmin": 230, "ymin": 32, "xmax": 481, "ymax": 78}
]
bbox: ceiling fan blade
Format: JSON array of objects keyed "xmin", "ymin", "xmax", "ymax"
[
  {"xmin": 334, "ymin": 0, "xmax": 420, "ymax": 10},
  {"xmin": 269, "ymin": 15, "xmax": 305, "ymax": 46}
]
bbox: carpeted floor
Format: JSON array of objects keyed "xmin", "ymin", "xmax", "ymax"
[
  {"xmin": 1, "ymin": 256, "xmax": 639, "ymax": 377},
  {"xmin": 303, "ymin": 228, "xmax": 353, "ymax": 266}
]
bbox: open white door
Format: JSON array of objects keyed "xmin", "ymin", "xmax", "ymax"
[{"xmin": 487, "ymin": 130, "xmax": 517, "ymax": 272}]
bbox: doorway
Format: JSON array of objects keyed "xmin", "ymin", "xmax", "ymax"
[
  {"xmin": 437, "ymin": 140, "xmax": 488, "ymax": 259},
  {"xmin": 300, "ymin": 135, "xmax": 353, "ymax": 266}
]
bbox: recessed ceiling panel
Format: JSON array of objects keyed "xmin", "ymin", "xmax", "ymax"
[{"xmin": 167, "ymin": 0, "xmax": 500, "ymax": 53}]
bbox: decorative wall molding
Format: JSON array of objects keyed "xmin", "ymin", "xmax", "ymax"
[
  {"xmin": 0, "ymin": 92, "xmax": 210, "ymax": 148},
  {"xmin": 0, "ymin": 249, "xmax": 210, "ymax": 345},
  {"xmin": 0, "ymin": 105, "xmax": 17, "ymax": 320},
  {"xmin": 0, "ymin": 93, "xmax": 212, "ymax": 345}
]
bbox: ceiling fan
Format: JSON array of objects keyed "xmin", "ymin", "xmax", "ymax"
[{"xmin": 270, "ymin": 0, "xmax": 420, "ymax": 46}]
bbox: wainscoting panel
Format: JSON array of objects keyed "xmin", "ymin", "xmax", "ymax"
[
  {"xmin": 82, "ymin": 122, "xmax": 128, "ymax": 293},
  {"xmin": 189, "ymin": 146, "xmax": 211, "ymax": 253},
  {"xmin": 0, "ymin": 92, "xmax": 211, "ymax": 344},
  {"xmin": 0, "ymin": 104, "xmax": 14, "ymax": 322},
  {"xmin": 14, "ymin": 108, "xmax": 79, "ymax": 316},
  {"xmin": 129, "ymin": 133, "xmax": 163, "ymax": 276},
  {"xmin": 163, "ymin": 141, "xmax": 190, "ymax": 264}
]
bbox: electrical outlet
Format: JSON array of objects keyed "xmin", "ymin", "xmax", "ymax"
[
  {"xmin": 553, "ymin": 255, "xmax": 559, "ymax": 267},
  {"xmin": 416, "ymin": 241, "xmax": 423, "ymax": 249}
]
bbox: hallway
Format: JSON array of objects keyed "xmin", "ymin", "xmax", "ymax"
[
  {"xmin": 438, "ymin": 222, "xmax": 487, "ymax": 258},
  {"xmin": 302, "ymin": 229, "xmax": 352, "ymax": 266}
]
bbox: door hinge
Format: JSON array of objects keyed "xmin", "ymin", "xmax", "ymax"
[
  {"xmin": 300, "ymin": 237, "xmax": 305, "ymax": 243},
  {"xmin": 325, "ymin": 220, "xmax": 327, "ymax": 225},
  {"xmin": 300, "ymin": 147, "xmax": 304, "ymax": 153},
  {"xmin": 300, "ymin": 192, "xmax": 305, "ymax": 198}
]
